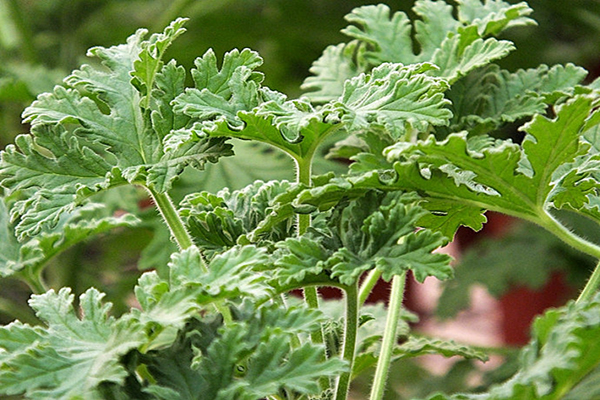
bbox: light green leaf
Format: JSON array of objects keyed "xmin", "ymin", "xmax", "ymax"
[
  {"xmin": 0, "ymin": 20, "xmax": 230, "ymax": 238},
  {"xmin": 131, "ymin": 18, "xmax": 188, "ymax": 107},
  {"xmin": 456, "ymin": 0, "xmax": 535, "ymax": 36},
  {"xmin": 0, "ymin": 288, "xmax": 144, "ymax": 399},
  {"xmin": 172, "ymin": 48, "xmax": 264, "ymax": 128},
  {"xmin": 304, "ymin": 0, "xmax": 532, "ymax": 100},
  {"xmin": 136, "ymin": 246, "xmax": 271, "ymax": 329},
  {"xmin": 301, "ymin": 41, "xmax": 367, "ymax": 103},
  {"xmin": 0, "ymin": 201, "xmax": 139, "ymax": 281},
  {"xmin": 333, "ymin": 62, "xmax": 452, "ymax": 138},
  {"xmin": 205, "ymin": 95, "xmax": 338, "ymax": 163}
]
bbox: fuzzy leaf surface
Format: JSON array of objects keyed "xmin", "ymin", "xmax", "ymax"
[
  {"xmin": 0, "ymin": 288, "xmax": 144, "ymax": 399},
  {"xmin": 0, "ymin": 201, "xmax": 139, "ymax": 280},
  {"xmin": 0, "ymin": 20, "xmax": 231, "ymax": 238},
  {"xmin": 144, "ymin": 303, "xmax": 346, "ymax": 400},
  {"xmin": 275, "ymin": 193, "xmax": 452, "ymax": 287},
  {"xmin": 304, "ymin": 0, "xmax": 533, "ymax": 101}
]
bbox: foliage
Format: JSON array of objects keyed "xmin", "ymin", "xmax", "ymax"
[{"xmin": 1, "ymin": 1, "xmax": 600, "ymax": 400}]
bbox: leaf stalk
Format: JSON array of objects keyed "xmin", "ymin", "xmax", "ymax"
[
  {"xmin": 369, "ymin": 272, "xmax": 406, "ymax": 400},
  {"xmin": 334, "ymin": 282, "xmax": 359, "ymax": 400}
]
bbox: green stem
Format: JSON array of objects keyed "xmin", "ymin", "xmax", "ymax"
[
  {"xmin": 537, "ymin": 211, "xmax": 600, "ymax": 303},
  {"xmin": 147, "ymin": 188, "xmax": 194, "ymax": 251},
  {"xmin": 146, "ymin": 187, "xmax": 232, "ymax": 323},
  {"xmin": 334, "ymin": 283, "xmax": 359, "ymax": 400},
  {"xmin": 578, "ymin": 259, "xmax": 600, "ymax": 303},
  {"xmin": 22, "ymin": 269, "xmax": 49, "ymax": 295},
  {"xmin": 539, "ymin": 211, "xmax": 600, "ymax": 260},
  {"xmin": 295, "ymin": 156, "xmax": 328, "ymax": 389},
  {"xmin": 359, "ymin": 269, "xmax": 382, "ymax": 305},
  {"xmin": 295, "ymin": 157, "xmax": 321, "ymax": 317},
  {"xmin": 369, "ymin": 273, "xmax": 406, "ymax": 400}
]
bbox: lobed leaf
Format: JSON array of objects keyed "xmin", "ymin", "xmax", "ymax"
[
  {"xmin": 143, "ymin": 302, "xmax": 346, "ymax": 400},
  {"xmin": 304, "ymin": 0, "xmax": 533, "ymax": 101},
  {"xmin": 135, "ymin": 245, "xmax": 271, "ymax": 329},
  {"xmin": 382, "ymin": 95, "xmax": 599, "ymax": 237},
  {"xmin": 0, "ymin": 20, "xmax": 231, "ymax": 238},
  {"xmin": 0, "ymin": 201, "xmax": 139, "ymax": 281},
  {"xmin": 275, "ymin": 192, "xmax": 453, "ymax": 287},
  {"xmin": 0, "ymin": 288, "xmax": 144, "ymax": 399}
]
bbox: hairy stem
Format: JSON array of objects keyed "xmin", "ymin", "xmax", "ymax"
[
  {"xmin": 538, "ymin": 211, "xmax": 600, "ymax": 302},
  {"xmin": 296, "ymin": 157, "xmax": 323, "ymax": 327},
  {"xmin": 147, "ymin": 188, "xmax": 194, "ymax": 251},
  {"xmin": 539, "ymin": 210, "xmax": 600, "ymax": 260},
  {"xmin": 334, "ymin": 283, "xmax": 359, "ymax": 400},
  {"xmin": 146, "ymin": 187, "xmax": 232, "ymax": 323},
  {"xmin": 296, "ymin": 156, "xmax": 328, "ymax": 389},
  {"xmin": 578, "ymin": 259, "xmax": 600, "ymax": 303},
  {"xmin": 369, "ymin": 273, "xmax": 406, "ymax": 400},
  {"xmin": 359, "ymin": 269, "xmax": 382, "ymax": 305}
]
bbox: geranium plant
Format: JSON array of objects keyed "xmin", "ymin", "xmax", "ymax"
[{"xmin": 2, "ymin": 1, "xmax": 600, "ymax": 399}]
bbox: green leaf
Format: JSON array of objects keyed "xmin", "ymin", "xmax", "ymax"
[
  {"xmin": 135, "ymin": 246, "xmax": 271, "ymax": 329},
  {"xmin": 394, "ymin": 336, "xmax": 488, "ymax": 361},
  {"xmin": 131, "ymin": 18, "xmax": 187, "ymax": 107},
  {"xmin": 447, "ymin": 63, "xmax": 588, "ymax": 134},
  {"xmin": 301, "ymin": 41, "xmax": 367, "ymax": 103},
  {"xmin": 172, "ymin": 48, "xmax": 264, "ymax": 128},
  {"xmin": 179, "ymin": 180, "xmax": 299, "ymax": 256},
  {"xmin": 304, "ymin": 0, "xmax": 533, "ymax": 101},
  {"xmin": 144, "ymin": 303, "xmax": 346, "ymax": 400},
  {"xmin": 205, "ymin": 95, "xmax": 338, "ymax": 164},
  {"xmin": 333, "ymin": 62, "xmax": 452, "ymax": 138},
  {"xmin": 0, "ymin": 288, "xmax": 144, "ymax": 399},
  {"xmin": 0, "ymin": 201, "xmax": 139, "ymax": 281},
  {"xmin": 275, "ymin": 192, "xmax": 452, "ymax": 287},
  {"xmin": 456, "ymin": 0, "xmax": 535, "ymax": 36},
  {"xmin": 383, "ymin": 95, "xmax": 598, "ymax": 237},
  {"xmin": 0, "ymin": 20, "xmax": 231, "ymax": 238}
]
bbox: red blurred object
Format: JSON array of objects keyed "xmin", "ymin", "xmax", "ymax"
[{"xmin": 499, "ymin": 271, "xmax": 575, "ymax": 345}]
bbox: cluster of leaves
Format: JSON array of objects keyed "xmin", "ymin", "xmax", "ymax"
[{"xmin": 1, "ymin": 0, "xmax": 600, "ymax": 399}]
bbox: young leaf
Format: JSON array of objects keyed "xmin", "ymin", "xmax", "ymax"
[
  {"xmin": 332, "ymin": 62, "xmax": 452, "ymax": 139},
  {"xmin": 172, "ymin": 48, "xmax": 264, "ymax": 129},
  {"xmin": 303, "ymin": 0, "xmax": 533, "ymax": 101},
  {"xmin": 135, "ymin": 245, "xmax": 271, "ymax": 329},
  {"xmin": 179, "ymin": 180, "xmax": 299, "ymax": 256},
  {"xmin": 0, "ymin": 288, "xmax": 144, "ymax": 399},
  {"xmin": 300, "ymin": 41, "xmax": 368, "ymax": 103}
]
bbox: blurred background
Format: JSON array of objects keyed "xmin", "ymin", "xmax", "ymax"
[{"xmin": 1, "ymin": 1, "xmax": 600, "ymax": 398}]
